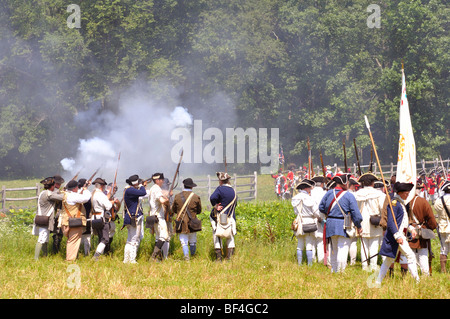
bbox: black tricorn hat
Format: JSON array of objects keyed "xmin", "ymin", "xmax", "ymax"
[
  {"xmin": 40, "ymin": 177, "xmax": 55, "ymax": 188},
  {"xmin": 183, "ymin": 178, "xmax": 197, "ymax": 188},
  {"xmin": 126, "ymin": 174, "xmax": 139, "ymax": 185},
  {"xmin": 152, "ymin": 173, "xmax": 164, "ymax": 181},
  {"xmin": 93, "ymin": 177, "xmax": 107, "ymax": 185},
  {"xmin": 312, "ymin": 176, "xmax": 327, "ymax": 183},
  {"xmin": 358, "ymin": 173, "xmax": 378, "ymax": 184},
  {"xmin": 393, "ymin": 182, "xmax": 414, "ymax": 193},
  {"xmin": 296, "ymin": 178, "xmax": 316, "ymax": 190},
  {"xmin": 332, "ymin": 174, "xmax": 351, "ymax": 185},
  {"xmin": 66, "ymin": 180, "xmax": 78, "ymax": 190}
]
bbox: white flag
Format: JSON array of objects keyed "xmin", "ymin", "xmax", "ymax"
[{"xmin": 396, "ymin": 68, "xmax": 416, "ymax": 203}]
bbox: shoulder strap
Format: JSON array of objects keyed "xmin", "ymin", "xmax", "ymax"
[
  {"xmin": 441, "ymin": 196, "xmax": 450, "ymax": 219},
  {"xmin": 62, "ymin": 193, "xmax": 82, "ymax": 218},
  {"xmin": 176, "ymin": 192, "xmax": 195, "ymax": 221},
  {"xmin": 221, "ymin": 192, "xmax": 237, "ymax": 217},
  {"xmin": 410, "ymin": 196, "xmax": 421, "ymax": 225},
  {"xmin": 326, "ymin": 190, "xmax": 345, "ymax": 215}
]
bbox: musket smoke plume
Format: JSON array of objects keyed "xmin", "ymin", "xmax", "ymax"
[{"xmin": 60, "ymin": 87, "xmax": 193, "ymax": 185}]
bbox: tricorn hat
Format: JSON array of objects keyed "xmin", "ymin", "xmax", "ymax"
[
  {"xmin": 66, "ymin": 180, "xmax": 78, "ymax": 190},
  {"xmin": 216, "ymin": 172, "xmax": 231, "ymax": 181},
  {"xmin": 393, "ymin": 182, "xmax": 414, "ymax": 193},
  {"xmin": 152, "ymin": 173, "xmax": 164, "ymax": 181},
  {"xmin": 126, "ymin": 174, "xmax": 140, "ymax": 185},
  {"xmin": 312, "ymin": 176, "xmax": 327, "ymax": 183},
  {"xmin": 40, "ymin": 177, "xmax": 55, "ymax": 188},
  {"xmin": 332, "ymin": 174, "xmax": 351, "ymax": 185},
  {"xmin": 93, "ymin": 177, "xmax": 107, "ymax": 185},
  {"xmin": 357, "ymin": 173, "xmax": 378, "ymax": 184},
  {"xmin": 183, "ymin": 178, "xmax": 197, "ymax": 188},
  {"xmin": 296, "ymin": 178, "xmax": 316, "ymax": 190}
]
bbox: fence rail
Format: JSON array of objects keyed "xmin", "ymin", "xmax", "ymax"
[
  {"xmin": 1, "ymin": 184, "xmax": 41, "ymax": 213},
  {"xmin": 314, "ymin": 158, "xmax": 449, "ymax": 177},
  {"xmin": 1, "ymin": 172, "xmax": 258, "ymax": 213}
]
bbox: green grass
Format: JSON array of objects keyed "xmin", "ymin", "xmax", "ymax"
[{"xmin": 0, "ymin": 177, "xmax": 449, "ymax": 299}]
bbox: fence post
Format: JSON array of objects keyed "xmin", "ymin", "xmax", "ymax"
[
  {"xmin": 207, "ymin": 174, "xmax": 211, "ymax": 199},
  {"xmin": 254, "ymin": 171, "xmax": 257, "ymax": 200},
  {"xmin": 1, "ymin": 186, "xmax": 5, "ymax": 213},
  {"xmin": 233, "ymin": 173, "xmax": 237, "ymax": 191}
]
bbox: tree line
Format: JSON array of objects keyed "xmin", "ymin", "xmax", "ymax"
[{"xmin": 0, "ymin": 0, "xmax": 448, "ymax": 178}]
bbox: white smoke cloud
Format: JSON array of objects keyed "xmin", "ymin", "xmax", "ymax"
[{"xmin": 60, "ymin": 86, "xmax": 194, "ymax": 185}]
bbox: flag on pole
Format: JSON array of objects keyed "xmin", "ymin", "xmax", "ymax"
[{"xmin": 396, "ymin": 65, "xmax": 416, "ymax": 203}]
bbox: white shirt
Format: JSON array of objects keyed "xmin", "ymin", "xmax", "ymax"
[
  {"xmin": 66, "ymin": 189, "xmax": 91, "ymax": 205},
  {"xmin": 149, "ymin": 184, "xmax": 165, "ymax": 218},
  {"xmin": 91, "ymin": 188, "xmax": 112, "ymax": 218}
]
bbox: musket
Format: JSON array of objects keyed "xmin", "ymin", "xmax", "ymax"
[
  {"xmin": 109, "ymin": 152, "xmax": 121, "ymax": 221},
  {"xmin": 342, "ymin": 138, "xmax": 348, "ymax": 173},
  {"xmin": 307, "ymin": 137, "xmax": 312, "ymax": 178},
  {"xmin": 165, "ymin": 149, "xmax": 184, "ymax": 222},
  {"xmin": 353, "ymin": 138, "xmax": 362, "ymax": 176},
  {"xmin": 80, "ymin": 167, "xmax": 100, "ymax": 193},
  {"xmin": 439, "ymin": 155, "xmax": 448, "ymax": 179},
  {"xmin": 369, "ymin": 147, "xmax": 373, "ymax": 173},
  {"xmin": 224, "ymin": 155, "xmax": 228, "ymax": 174},
  {"xmin": 364, "ymin": 116, "xmax": 398, "ymax": 231},
  {"xmin": 320, "ymin": 151, "xmax": 326, "ymax": 177}
]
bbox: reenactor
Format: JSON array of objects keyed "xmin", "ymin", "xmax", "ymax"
[
  {"xmin": 172, "ymin": 178, "xmax": 202, "ymax": 260},
  {"xmin": 122, "ymin": 175, "xmax": 147, "ymax": 264},
  {"xmin": 210, "ymin": 172, "xmax": 237, "ymax": 261},
  {"xmin": 32, "ymin": 177, "xmax": 64, "ymax": 260},
  {"xmin": 376, "ymin": 182, "xmax": 420, "ymax": 284},
  {"xmin": 148, "ymin": 173, "xmax": 171, "ymax": 261}
]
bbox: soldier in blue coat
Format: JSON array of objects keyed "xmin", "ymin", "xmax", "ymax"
[
  {"xmin": 319, "ymin": 174, "xmax": 363, "ymax": 273},
  {"xmin": 376, "ymin": 182, "xmax": 420, "ymax": 284},
  {"xmin": 210, "ymin": 172, "xmax": 237, "ymax": 261},
  {"xmin": 122, "ymin": 174, "xmax": 147, "ymax": 263}
]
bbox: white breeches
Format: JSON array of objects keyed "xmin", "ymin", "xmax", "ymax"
[
  {"xmin": 297, "ymin": 233, "xmax": 315, "ymax": 251},
  {"xmin": 413, "ymin": 248, "xmax": 430, "ymax": 275},
  {"xmin": 329, "ymin": 235, "xmax": 352, "ymax": 273}
]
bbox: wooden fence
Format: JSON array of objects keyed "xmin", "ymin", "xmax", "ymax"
[
  {"xmin": 1, "ymin": 183, "xmax": 41, "ymax": 213},
  {"xmin": 1, "ymin": 172, "xmax": 258, "ymax": 213},
  {"xmin": 316, "ymin": 158, "xmax": 449, "ymax": 177}
]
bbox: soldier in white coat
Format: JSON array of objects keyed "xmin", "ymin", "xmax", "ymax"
[
  {"xmin": 311, "ymin": 176, "xmax": 327, "ymax": 264},
  {"xmin": 291, "ymin": 179, "xmax": 321, "ymax": 266},
  {"xmin": 354, "ymin": 173, "xmax": 386, "ymax": 271},
  {"xmin": 434, "ymin": 180, "xmax": 450, "ymax": 273}
]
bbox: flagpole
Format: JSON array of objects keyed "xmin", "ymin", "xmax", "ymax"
[{"xmin": 364, "ymin": 116, "xmax": 399, "ymax": 231}]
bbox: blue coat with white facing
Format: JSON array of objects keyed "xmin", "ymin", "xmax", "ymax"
[
  {"xmin": 123, "ymin": 186, "xmax": 147, "ymax": 226},
  {"xmin": 319, "ymin": 187, "xmax": 363, "ymax": 238}
]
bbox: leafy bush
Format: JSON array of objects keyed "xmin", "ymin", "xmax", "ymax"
[{"xmin": 236, "ymin": 200, "xmax": 294, "ymax": 242}]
